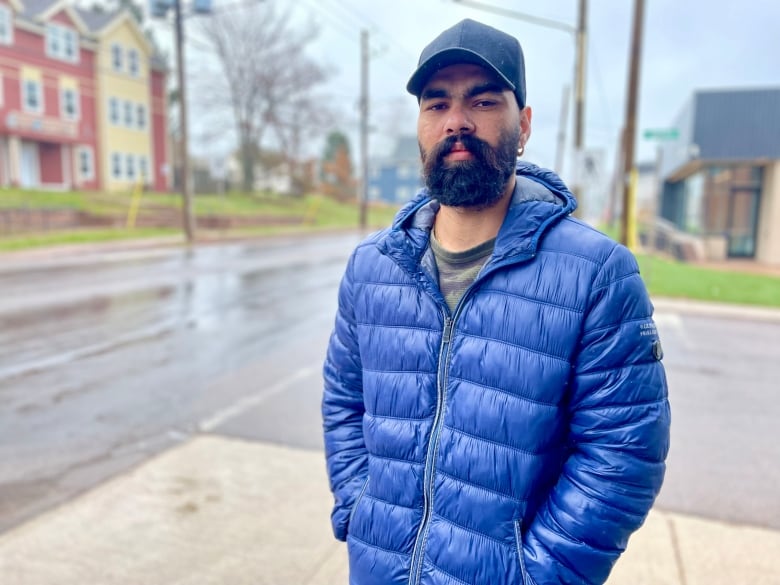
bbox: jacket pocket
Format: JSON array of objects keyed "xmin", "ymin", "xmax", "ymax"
[
  {"xmin": 348, "ymin": 477, "xmax": 369, "ymax": 533},
  {"xmin": 514, "ymin": 519, "xmax": 534, "ymax": 585}
]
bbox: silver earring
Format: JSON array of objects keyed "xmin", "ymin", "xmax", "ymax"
[{"xmin": 517, "ymin": 144, "xmax": 525, "ymax": 156}]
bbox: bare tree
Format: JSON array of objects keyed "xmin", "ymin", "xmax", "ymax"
[{"xmin": 196, "ymin": 1, "xmax": 331, "ymax": 193}]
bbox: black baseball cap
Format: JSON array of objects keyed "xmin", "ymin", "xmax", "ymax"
[{"xmin": 406, "ymin": 19, "xmax": 526, "ymax": 108}]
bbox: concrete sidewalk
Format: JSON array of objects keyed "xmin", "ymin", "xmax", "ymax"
[{"xmin": 1, "ymin": 435, "xmax": 778, "ymax": 585}]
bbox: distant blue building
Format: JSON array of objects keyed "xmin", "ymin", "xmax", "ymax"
[
  {"xmin": 368, "ymin": 136, "xmax": 423, "ymax": 205},
  {"xmin": 658, "ymin": 87, "xmax": 780, "ymax": 265}
]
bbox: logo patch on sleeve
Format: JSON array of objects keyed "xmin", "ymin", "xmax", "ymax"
[{"xmin": 652, "ymin": 340, "xmax": 664, "ymax": 360}]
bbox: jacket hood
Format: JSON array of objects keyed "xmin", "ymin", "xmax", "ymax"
[{"xmin": 379, "ymin": 161, "xmax": 576, "ymax": 268}]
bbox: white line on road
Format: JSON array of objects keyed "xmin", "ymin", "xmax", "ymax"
[
  {"xmin": 0, "ymin": 320, "xmax": 178, "ymax": 383},
  {"xmin": 654, "ymin": 312, "xmax": 693, "ymax": 350},
  {"xmin": 198, "ymin": 364, "xmax": 319, "ymax": 432}
]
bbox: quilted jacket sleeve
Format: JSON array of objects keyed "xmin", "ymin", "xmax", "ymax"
[
  {"xmin": 523, "ymin": 244, "xmax": 671, "ymax": 585},
  {"xmin": 322, "ymin": 251, "xmax": 369, "ymax": 541}
]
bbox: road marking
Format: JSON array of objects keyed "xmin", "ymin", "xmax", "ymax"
[
  {"xmin": 199, "ymin": 364, "xmax": 319, "ymax": 432},
  {"xmin": 654, "ymin": 312, "xmax": 693, "ymax": 350},
  {"xmin": 0, "ymin": 320, "xmax": 177, "ymax": 383}
]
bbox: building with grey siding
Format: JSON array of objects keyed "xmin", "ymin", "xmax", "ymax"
[{"xmin": 658, "ymin": 87, "xmax": 780, "ymax": 266}]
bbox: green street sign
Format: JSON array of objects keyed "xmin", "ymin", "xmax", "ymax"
[{"xmin": 643, "ymin": 128, "xmax": 679, "ymax": 141}]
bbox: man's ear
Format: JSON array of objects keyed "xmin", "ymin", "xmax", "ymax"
[{"xmin": 520, "ymin": 106, "xmax": 533, "ymax": 147}]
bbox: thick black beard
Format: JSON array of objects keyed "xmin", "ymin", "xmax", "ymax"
[{"xmin": 420, "ymin": 128, "xmax": 520, "ymax": 209}]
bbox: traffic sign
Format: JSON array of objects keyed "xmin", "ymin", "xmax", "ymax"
[{"xmin": 643, "ymin": 128, "xmax": 679, "ymax": 141}]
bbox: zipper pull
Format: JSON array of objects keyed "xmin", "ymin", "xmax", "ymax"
[{"xmin": 442, "ymin": 317, "xmax": 453, "ymax": 343}]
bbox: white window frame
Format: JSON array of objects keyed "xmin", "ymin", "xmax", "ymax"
[
  {"xmin": 109, "ymin": 97, "xmax": 119, "ymax": 125},
  {"xmin": 396, "ymin": 186, "xmax": 411, "ymax": 201},
  {"xmin": 0, "ymin": 5, "xmax": 13, "ymax": 45},
  {"xmin": 123, "ymin": 100, "xmax": 134, "ymax": 127},
  {"xmin": 111, "ymin": 43, "xmax": 123, "ymax": 72},
  {"xmin": 111, "ymin": 152, "xmax": 123, "ymax": 179},
  {"xmin": 22, "ymin": 78, "xmax": 43, "ymax": 114},
  {"xmin": 77, "ymin": 146, "xmax": 94, "ymax": 181},
  {"xmin": 136, "ymin": 103, "xmax": 146, "ymax": 129},
  {"xmin": 127, "ymin": 48, "xmax": 140, "ymax": 77},
  {"xmin": 125, "ymin": 153, "xmax": 136, "ymax": 181},
  {"xmin": 46, "ymin": 24, "xmax": 79, "ymax": 64},
  {"xmin": 46, "ymin": 23, "xmax": 60, "ymax": 56},
  {"xmin": 138, "ymin": 155, "xmax": 149, "ymax": 182},
  {"xmin": 61, "ymin": 87, "xmax": 79, "ymax": 120},
  {"xmin": 63, "ymin": 28, "xmax": 78, "ymax": 62}
]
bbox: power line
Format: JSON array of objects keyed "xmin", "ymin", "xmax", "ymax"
[{"xmin": 299, "ymin": 0, "xmax": 359, "ymax": 44}]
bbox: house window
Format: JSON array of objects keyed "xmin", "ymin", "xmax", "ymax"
[
  {"xmin": 124, "ymin": 100, "xmax": 134, "ymax": 127},
  {"xmin": 77, "ymin": 146, "xmax": 94, "ymax": 180},
  {"xmin": 111, "ymin": 152, "xmax": 123, "ymax": 179},
  {"xmin": 109, "ymin": 97, "xmax": 120, "ymax": 124},
  {"xmin": 111, "ymin": 43, "xmax": 123, "ymax": 72},
  {"xmin": 396, "ymin": 186, "xmax": 412, "ymax": 202},
  {"xmin": 61, "ymin": 87, "xmax": 79, "ymax": 120},
  {"xmin": 125, "ymin": 154, "xmax": 136, "ymax": 180},
  {"xmin": 63, "ymin": 29, "xmax": 77, "ymax": 61},
  {"xmin": 46, "ymin": 24, "xmax": 79, "ymax": 63},
  {"xmin": 0, "ymin": 5, "xmax": 13, "ymax": 45},
  {"xmin": 138, "ymin": 155, "xmax": 149, "ymax": 182},
  {"xmin": 136, "ymin": 104, "xmax": 146, "ymax": 129},
  {"xmin": 128, "ymin": 49, "xmax": 140, "ymax": 77},
  {"xmin": 46, "ymin": 25, "xmax": 60, "ymax": 56},
  {"xmin": 22, "ymin": 79, "xmax": 42, "ymax": 113}
]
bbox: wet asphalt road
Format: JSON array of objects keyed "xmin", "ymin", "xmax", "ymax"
[
  {"xmin": 0, "ymin": 234, "xmax": 361, "ymax": 533},
  {"xmin": 0, "ymin": 233, "xmax": 779, "ymax": 534}
]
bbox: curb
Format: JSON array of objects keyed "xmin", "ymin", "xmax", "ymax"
[{"xmin": 652, "ymin": 296, "xmax": 780, "ymax": 323}]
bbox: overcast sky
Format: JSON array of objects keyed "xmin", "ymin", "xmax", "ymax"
[
  {"xmin": 282, "ymin": 0, "xmax": 778, "ymax": 174},
  {"xmin": 173, "ymin": 0, "xmax": 779, "ymax": 210}
]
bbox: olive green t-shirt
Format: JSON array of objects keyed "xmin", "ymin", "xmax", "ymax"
[{"xmin": 429, "ymin": 232, "xmax": 496, "ymax": 312}]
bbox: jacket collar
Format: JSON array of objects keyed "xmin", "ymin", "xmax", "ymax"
[{"xmin": 378, "ymin": 161, "xmax": 576, "ymax": 272}]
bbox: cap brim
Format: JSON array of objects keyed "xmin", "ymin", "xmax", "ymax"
[{"xmin": 406, "ymin": 47, "xmax": 516, "ymax": 98}]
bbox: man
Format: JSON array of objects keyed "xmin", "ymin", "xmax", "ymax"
[{"xmin": 322, "ymin": 18, "xmax": 670, "ymax": 585}]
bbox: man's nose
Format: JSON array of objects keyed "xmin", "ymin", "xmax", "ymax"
[{"xmin": 444, "ymin": 103, "xmax": 475, "ymax": 135}]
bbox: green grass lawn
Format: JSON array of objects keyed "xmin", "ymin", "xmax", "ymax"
[
  {"xmin": 0, "ymin": 228, "xmax": 180, "ymax": 252},
  {"xmin": 0, "ymin": 188, "xmax": 399, "ymax": 252},
  {"xmin": 2, "ymin": 188, "xmax": 779, "ymax": 308},
  {"xmin": 637, "ymin": 254, "xmax": 780, "ymax": 308}
]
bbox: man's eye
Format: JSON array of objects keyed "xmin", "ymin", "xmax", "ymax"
[
  {"xmin": 475, "ymin": 99, "xmax": 496, "ymax": 108},
  {"xmin": 426, "ymin": 102, "xmax": 447, "ymax": 111}
]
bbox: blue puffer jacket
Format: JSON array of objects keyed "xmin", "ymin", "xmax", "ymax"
[{"xmin": 322, "ymin": 162, "xmax": 670, "ymax": 585}]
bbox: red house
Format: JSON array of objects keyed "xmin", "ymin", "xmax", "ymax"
[{"xmin": 0, "ymin": 0, "xmax": 169, "ymax": 191}]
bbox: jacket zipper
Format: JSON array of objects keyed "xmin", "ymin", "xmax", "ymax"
[
  {"xmin": 407, "ymin": 253, "xmax": 535, "ymax": 585},
  {"xmin": 408, "ymin": 311, "xmax": 452, "ymax": 585}
]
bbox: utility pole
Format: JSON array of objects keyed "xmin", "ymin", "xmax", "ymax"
[
  {"xmin": 174, "ymin": 0, "xmax": 195, "ymax": 243},
  {"xmin": 571, "ymin": 0, "xmax": 587, "ymax": 217},
  {"xmin": 554, "ymin": 85, "xmax": 570, "ymax": 175},
  {"xmin": 359, "ymin": 29, "xmax": 369, "ymax": 230},
  {"xmin": 619, "ymin": 0, "xmax": 645, "ymax": 248},
  {"xmin": 452, "ymin": 0, "xmax": 586, "ymax": 214}
]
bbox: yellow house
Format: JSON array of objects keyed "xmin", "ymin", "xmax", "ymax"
[{"xmin": 92, "ymin": 11, "xmax": 155, "ymax": 192}]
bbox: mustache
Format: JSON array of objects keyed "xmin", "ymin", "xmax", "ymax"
[{"xmin": 422, "ymin": 133, "xmax": 496, "ymax": 169}]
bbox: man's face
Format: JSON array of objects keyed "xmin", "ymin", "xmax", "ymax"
[{"xmin": 417, "ymin": 64, "xmax": 532, "ymax": 209}]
